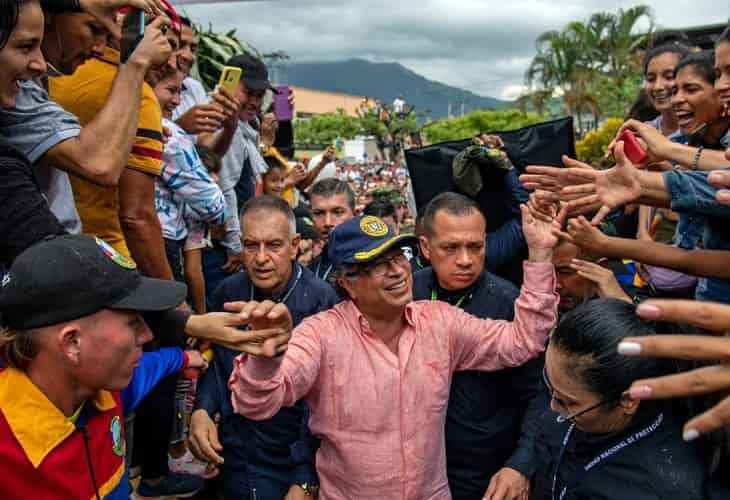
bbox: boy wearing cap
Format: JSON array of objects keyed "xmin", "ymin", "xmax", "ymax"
[
  {"xmin": 0, "ymin": 235, "xmax": 207, "ymax": 500},
  {"xmin": 228, "ymin": 209, "xmax": 560, "ymax": 499}
]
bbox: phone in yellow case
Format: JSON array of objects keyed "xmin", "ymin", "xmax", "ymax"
[{"xmin": 218, "ymin": 66, "xmax": 242, "ymax": 95}]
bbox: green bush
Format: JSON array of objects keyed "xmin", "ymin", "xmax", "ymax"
[
  {"xmin": 423, "ymin": 109, "xmax": 543, "ymax": 143},
  {"xmin": 575, "ymin": 117, "xmax": 623, "ymax": 168}
]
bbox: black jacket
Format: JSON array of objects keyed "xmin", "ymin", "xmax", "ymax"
[
  {"xmin": 412, "ymin": 268, "xmax": 548, "ymax": 500},
  {"xmin": 531, "ymin": 405, "xmax": 710, "ymax": 500},
  {"xmin": 308, "ymin": 244, "xmax": 334, "ymax": 282},
  {"xmin": 194, "ymin": 264, "xmax": 338, "ymax": 497},
  {"xmin": 0, "ymin": 143, "xmax": 65, "ymax": 270}
]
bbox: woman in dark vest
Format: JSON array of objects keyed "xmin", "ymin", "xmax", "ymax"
[{"xmin": 531, "ymin": 299, "xmax": 711, "ymax": 500}]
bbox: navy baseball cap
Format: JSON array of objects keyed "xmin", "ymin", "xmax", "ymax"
[
  {"xmin": 328, "ymin": 215, "xmax": 418, "ymax": 266},
  {"xmin": 0, "ymin": 235, "xmax": 187, "ymax": 329}
]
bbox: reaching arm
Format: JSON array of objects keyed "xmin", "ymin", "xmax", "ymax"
[
  {"xmin": 664, "ymin": 170, "xmax": 730, "ymax": 219},
  {"xmin": 633, "ymin": 169, "xmax": 673, "ymax": 207},
  {"xmin": 121, "ymin": 347, "xmax": 184, "ymax": 412},
  {"xmin": 41, "ymin": 18, "xmax": 171, "ymax": 186},
  {"xmin": 598, "ymin": 236, "xmax": 730, "ymax": 280},
  {"xmin": 229, "ymin": 315, "xmax": 324, "ymax": 421},
  {"xmin": 301, "ymin": 147, "xmax": 336, "ymax": 191},
  {"xmin": 118, "ymin": 168, "xmax": 174, "ymax": 279}
]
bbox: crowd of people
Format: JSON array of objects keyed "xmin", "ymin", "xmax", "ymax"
[{"xmin": 2, "ymin": 1, "xmax": 730, "ymax": 500}]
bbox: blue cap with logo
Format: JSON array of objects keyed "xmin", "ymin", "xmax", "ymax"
[{"xmin": 328, "ymin": 215, "xmax": 418, "ymax": 267}]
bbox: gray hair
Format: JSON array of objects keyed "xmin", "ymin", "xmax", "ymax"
[{"xmin": 241, "ymin": 195, "xmax": 296, "ymax": 236}]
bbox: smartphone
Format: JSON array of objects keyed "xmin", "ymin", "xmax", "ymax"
[
  {"xmin": 273, "ymin": 86, "xmax": 293, "ymax": 121},
  {"xmin": 120, "ymin": 8, "xmax": 145, "ymax": 63},
  {"xmin": 218, "ymin": 66, "xmax": 242, "ymax": 96},
  {"xmin": 619, "ymin": 129, "xmax": 647, "ymax": 164}
]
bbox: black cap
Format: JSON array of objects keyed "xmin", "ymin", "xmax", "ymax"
[
  {"xmin": 225, "ymin": 53, "xmax": 277, "ymax": 93},
  {"xmin": 296, "ymin": 216, "xmax": 319, "ymax": 241},
  {"xmin": 0, "ymin": 235, "xmax": 187, "ymax": 329}
]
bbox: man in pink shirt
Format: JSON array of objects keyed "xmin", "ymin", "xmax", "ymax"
[{"xmin": 228, "ymin": 207, "xmax": 560, "ymax": 499}]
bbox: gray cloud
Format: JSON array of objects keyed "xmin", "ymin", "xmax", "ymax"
[{"xmin": 183, "ymin": 0, "xmax": 725, "ymax": 99}]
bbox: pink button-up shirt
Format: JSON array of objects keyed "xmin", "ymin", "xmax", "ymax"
[{"xmin": 229, "ymin": 262, "xmax": 558, "ymax": 499}]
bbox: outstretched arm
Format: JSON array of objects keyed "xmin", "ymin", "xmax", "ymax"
[{"xmin": 564, "ymin": 215, "xmax": 730, "ymax": 279}]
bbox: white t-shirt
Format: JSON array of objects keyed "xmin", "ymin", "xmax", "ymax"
[{"xmin": 307, "ymin": 154, "xmax": 337, "ymax": 184}]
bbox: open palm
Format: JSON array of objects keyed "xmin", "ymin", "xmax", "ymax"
[
  {"xmin": 596, "ymin": 157, "xmax": 642, "ymax": 209},
  {"xmin": 521, "ymin": 204, "xmax": 562, "ymax": 251}
]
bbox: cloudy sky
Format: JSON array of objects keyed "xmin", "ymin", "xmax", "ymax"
[{"xmin": 182, "ymin": 0, "xmax": 725, "ymax": 100}]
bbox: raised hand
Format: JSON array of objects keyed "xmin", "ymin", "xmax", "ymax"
[
  {"xmin": 564, "ymin": 216, "xmax": 606, "ymax": 254},
  {"xmin": 569, "ymin": 259, "xmax": 630, "ymax": 302},
  {"xmin": 521, "ymin": 203, "xmax": 565, "ymax": 262},
  {"xmin": 519, "ymin": 155, "xmax": 596, "ymax": 193},
  {"xmin": 79, "ymin": 0, "xmax": 164, "ymax": 39},
  {"xmin": 619, "ymin": 300, "xmax": 730, "ymax": 441},
  {"xmin": 477, "ymin": 134, "xmax": 505, "ymax": 149},
  {"xmin": 563, "ymin": 142, "xmax": 643, "ymax": 226},
  {"xmin": 211, "ymin": 86, "xmax": 241, "ymax": 129},
  {"xmin": 127, "ymin": 16, "xmax": 172, "ymax": 69}
]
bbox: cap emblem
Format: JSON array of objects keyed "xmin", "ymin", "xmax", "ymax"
[
  {"xmin": 359, "ymin": 216, "xmax": 388, "ymax": 238},
  {"xmin": 95, "ymin": 237, "xmax": 136, "ymax": 270}
]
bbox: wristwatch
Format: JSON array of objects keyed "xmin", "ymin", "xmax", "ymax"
[{"xmin": 299, "ymin": 483, "xmax": 319, "ymax": 496}]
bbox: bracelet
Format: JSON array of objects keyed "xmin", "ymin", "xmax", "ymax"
[{"xmin": 692, "ymin": 145, "xmax": 704, "ymax": 170}]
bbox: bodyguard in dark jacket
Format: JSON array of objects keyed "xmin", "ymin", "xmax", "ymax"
[
  {"xmin": 191, "ymin": 197, "xmax": 339, "ymax": 499},
  {"xmin": 413, "ymin": 192, "xmax": 547, "ymax": 500}
]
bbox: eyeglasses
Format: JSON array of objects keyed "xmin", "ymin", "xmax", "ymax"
[
  {"xmin": 542, "ymin": 366, "xmax": 618, "ymax": 424},
  {"xmin": 346, "ymin": 249, "xmax": 410, "ymax": 278}
]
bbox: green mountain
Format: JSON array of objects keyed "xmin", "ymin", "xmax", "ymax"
[{"xmin": 276, "ymin": 58, "xmax": 509, "ymax": 119}]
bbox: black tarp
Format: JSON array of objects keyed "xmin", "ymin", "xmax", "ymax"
[{"xmin": 405, "ymin": 116, "xmax": 576, "ymax": 216}]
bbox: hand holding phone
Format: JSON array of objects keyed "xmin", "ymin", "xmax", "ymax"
[
  {"xmin": 218, "ymin": 67, "xmax": 242, "ymax": 96},
  {"xmin": 120, "ymin": 8, "xmax": 145, "ymax": 63},
  {"xmin": 619, "ymin": 129, "xmax": 647, "ymax": 165},
  {"xmin": 273, "ymin": 86, "xmax": 293, "ymax": 121}
]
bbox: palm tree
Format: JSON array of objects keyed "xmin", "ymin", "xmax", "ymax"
[
  {"xmin": 525, "ymin": 5, "xmax": 654, "ymax": 133},
  {"xmin": 603, "ymin": 6, "xmax": 654, "ymax": 83}
]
